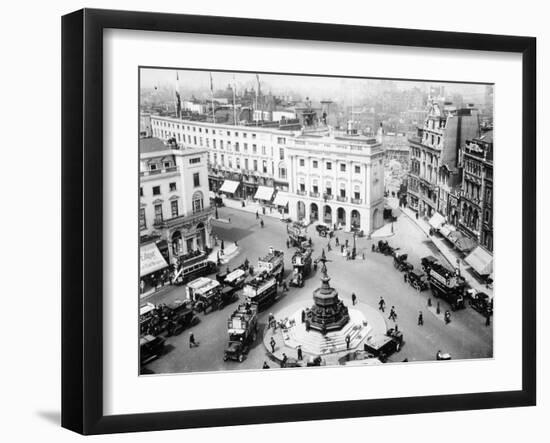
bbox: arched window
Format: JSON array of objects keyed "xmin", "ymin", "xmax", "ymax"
[{"xmin": 192, "ymin": 191, "xmax": 204, "ymax": 214}]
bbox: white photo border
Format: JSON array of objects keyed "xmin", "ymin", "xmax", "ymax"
[{"xmin": 103, "ymin": 29, "xmax": 522, "ymax": 416}]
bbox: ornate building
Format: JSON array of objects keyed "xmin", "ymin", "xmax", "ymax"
[
  {"xmin": 286, "ymin": 125, "xmax": 385, "ymax": 233},
  {"xmin": 459, "ymin": 131, "xmax": 493, "ymax": 251},
  {"xmin": 139, "ymin": 137, "xmax": 214, "ymax": 270},
  {"xmin": 407, "ymin": 100, "xmax": 481, "ymax": 219}
]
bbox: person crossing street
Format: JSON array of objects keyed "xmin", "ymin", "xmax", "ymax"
[
  {"xmin": 418, "ymin": 311, "xmax": 424, "ymax": 326},
  {"xmin": 378, "ymin": 296, "xmax": 386, "ymax": 312},
  {"xmin": 388, "ymin": 306, "xmax": 397, "ymax": 322}
]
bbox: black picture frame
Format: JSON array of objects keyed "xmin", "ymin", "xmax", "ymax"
[{"xmin": 62, "ymin": 8, "xmax": 537, "ymax": 435}]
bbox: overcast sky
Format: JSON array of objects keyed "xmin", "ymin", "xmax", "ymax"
[{"xmin": 140, "ymin": 68, "xmax": 490, "ymax": 103}]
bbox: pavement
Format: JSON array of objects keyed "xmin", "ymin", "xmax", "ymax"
[
  {"xmin": 388, "ymin": 197, "xmax": 492, "ymax": 296},
  {"xmin": 142, "ymin": 203, "xmax": 493, "ymax": 374}
]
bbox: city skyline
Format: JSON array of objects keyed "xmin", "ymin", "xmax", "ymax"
[{"xmin": 140, "ymin": 68, "xmax": 491, "ymax": 106}]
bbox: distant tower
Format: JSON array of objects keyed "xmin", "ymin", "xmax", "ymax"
[{"xmin": 377, "ymin": 122, "xmax": 384, "ymax": 144}]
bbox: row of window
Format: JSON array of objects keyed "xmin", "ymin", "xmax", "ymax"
[
  {"xmin": 297, "ymin": 158, "xmax": 362, "ymax": 174},
  {"xmin": 140, "ymin": 173, "xmax": 201, "ymax": 198},
  {"xmin": 139, "ymin": 195, "xmax": 205, "ymax": 230},
  {"xmin": 297, "ymin": 182, "xmax": 361, "ymax": 200}
]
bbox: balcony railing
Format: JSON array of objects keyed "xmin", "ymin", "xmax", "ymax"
[
  {"xmin": 140, "ymin": 166, "xmax": 180, "ymax": 177},
  {"xmin": 296, "ymin": 190, "xmax": 307, "ymax": 196},
  {"xmin": 351, "ymin": 198, "xmax": 362, "ymax": 205},
  {"xmin": 337, "ymin": 196, "xmax": 347, "ymax": 203},
  {"xmin": 153, "ymin": 206, "xmax": 214, "ymax": 229},
  {"xmin": 323, "ymin": 194, "xmax": 333, "ymax": 201},
  {"xmin": 309, "ymin": 191, "xmax": 320, "ymax": 198}
]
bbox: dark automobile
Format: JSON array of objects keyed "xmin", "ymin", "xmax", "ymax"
[
  {"xmin": 315, "ymin": 224, "xmax": 331, "ymax": 237},
  {"xmin": 469, "ymin": 291, "xmax": 493, "ymax": 316},
  {"xmin": 165, "ymin": 302, "xmax": 199, "ymax": 337},
  {"xmin": 140, "ymin": 334, "xmax": 166, "ymax": 366},
  {"xmin": 393, "ymin": 251, "xmax": 413, "ymax": 272},
  {"xmin": 363, "ymin": 328, "xmax": 403, "ymax": 362},
  {"xmin": 377, "ymin": 240, "xmax": 396, "ymax": 256},
  {"xmin": 219, "ymin": 285, "xmax": 240, "ymax": 308},
  {"xmin": 407, "ymin": 268, "xmax": 429, "ymax": 291}
]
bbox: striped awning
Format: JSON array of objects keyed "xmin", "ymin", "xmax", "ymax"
[
  {"xmin": 219, "ymin": 180, "xmax": 240, "ymax": 194},
  {"xmin": 254, "ymin": 185, "xmax": 274, "ymax": 201}
]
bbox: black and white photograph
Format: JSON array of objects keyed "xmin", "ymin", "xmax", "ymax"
[{"xmin": 138, "ymin": 68, "xmax": 494, "ymax": 375}]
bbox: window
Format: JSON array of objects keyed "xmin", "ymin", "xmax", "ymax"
[
  {"xmin": 355, "ymin": 165, "xmax": 361, "ymax": 174},
  {"xmin": 235, "ymin": 132, "xmax": 239, "ymax": 137},
  {"xmin": 262, "ymin": 146, "xmax": 266, "ymax": 155},
  {"xmin": 227, "ymin": 131, "xmax": 230, "ymax": 136},
  {"xmin": 252, "ymin": 144, "xmax": 257, "ymax": 154},
  {"xmin": 279, "ymin": 166, "xmax": 286, "ymax": 179},
  {"xmin": 299, "ymin": 159, "xmax": 305, "ymax": 167},
  {"xmin": 149, "ymin": 163, "xmax": 158, "ymax": 171},
  {"xmin": 189, "ymin": 157, "xmax": 201, "ymax": 164},
  {"xmin": 252, "ymin": 134, "xmax": 257, "ymax": 139},
  {"xmin": 213, "ymin": 139, "xmax": 217, "ymax": 149},
  {"xmin": 193, "ymin": 172, "xmax": 200, "ymax": 187},
  {"xmin": 152, "ymin": 186, "xmax": 161, "ymax": 195},
  {"xmin": 193, "ymin": 136, "xmax": 197, "ymax": 145},
  {"xmin": 192, "ymin": 191, "xmax": 204, "ymax": 213},
  {"xmin": 245, "ymin": 158, "xmax": 249, "ymax": 170},
  {"xmin": 199, "ymin": 127, "xmax": 202, "ymax": 133},
  {"xmin": 235, "ymin": 142, "xmax": 240, "ymax": 152},
  {"xmin": 236, "ymin": 158, "xmax": 241, "ymax": 169},
  {"xmin": 325, "ymin": 185, "xmax": 332, "ymax": 195},
  {"xmin": 253, "ymin": 160, "xmax": 258, "ymax": 171},
  {"xmin": 243, "ymin": 133, "xmax": 247, "ymax": 138},
  {"xmin": 154, "ymin": 204, "xmax": 163, "ymax": 224},
  {"xmin": 262, "ymin": 160, "xmax": 267, "ymax": 173},
  {"xmin": 299, "ymin": 183, "xmax": 306, "ymax": 192},
  {"xmin": 312, "ymin": 160, "xmax": 318, "ymax": 169},
  {"xmin": 354, "ymin": 191, "xmax": 360, "ymax": 200},
  {"xmin": 340, "ymin": 184, "xmax": 346, "ymax": 198},
  {"xmin": 220, "ymin": 140, "xmax": 224, "ymax": 149},
  {"xmin": 169, "ymin": 182, "xmax": 177, "ymax": 192},
  {"xmin": 326, "ymin": 162, "xmax": 332, "ymax": 170},
  {"xmin": 340, "ymin": 163, "xmax": 346, "ymax": 172},
  {"xmin": 312, "ymin": 183, "xmax": 318, "ymax": 194},
  {"xmin": 279, "ymin": 148, "xmax": 284, "ymax": 160},
  {"xmin": 171, "ymin": 200, "xmax": 179, "ymax": 217},
  {"xmin": 277, "ymin": 137, "xmax": 286, "ymax": 144},
  {"xmin": 227, "ymin": 141, "xmax": 231, "ymax": 150},
  {"xmin": 139, "ymin": 208, "xmax": 146, "ymax": 230},
  {"xmin": 139, "ymin": 187, "xmax": 143, "ymax": 197}
]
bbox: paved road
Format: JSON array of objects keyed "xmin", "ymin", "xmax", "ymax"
[{"xmin": 143, "ymin": 204, "xmax": 493, "ymax": 374}]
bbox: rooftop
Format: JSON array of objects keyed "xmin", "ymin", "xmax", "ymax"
[{"xmin": 139, "ymin": 137, "xmax": 169, "ymax": 154}]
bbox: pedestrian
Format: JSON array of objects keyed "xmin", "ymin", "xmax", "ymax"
[
  {"xmin": 221, "ymin": 239, "xmax": 225, "ymax": 253},
  {"xmin": 297, "ymin": 346, "xmax": 303, "ymax": 360},
  {"xmin": 228, "ymin": 217, "xmax": 231, "ymax": 223},
  {"xmin": 418, "ymin": 311, "xmax": 424, "ymax": 326},
  {"xmin": 283, "ymin": 281, "xmax": 288, "ymax": 292},
  {"xmin": 389, "ymin": 306, "xmax": 397, "ymax": 322},
  {"xmin": 281, "ymin": 353, "xmax": 288, "ymax": 368},
  {"xmin": 308, "ymin": 237, "xmax": 312, "ymax": 247},
  {"xmin": 351, "ymin": 293, "xmax": 357, "ymax": 305},
  {"xmin": 436, "ymin": 301, "xmax": 441, "ymax": 315},
  {"xmin": 256, "ymin": 210, "xmax": 259, "ymax": 220},
  {"xmin": 444, "ymin": 310, "xmax": 451, "ymax": 324},
  {"xmin": 345, "ymin": 239, "xmax": 349, "ymax": 248},
  {"xmin": 262, "ymin": 361, "xmax": 270, "ymax": 369},
  {"xmin": 234, "ymin": 240, "xmax": 238, "ymax": 247},
  {"xmin": 485, "ymin": 313, "xmax": 491, "ymax": 326},
  {"xmin": 327, "ymin": 242, "xmax": 332, "ymax": 252},
  {"xmin": 301, "ymin": 309, "xmax": 306, "ymax": 323},
  {"xmin": 260, "ymin": 219, "xmax": 264, "ymax": 228},
  {"xmin": 340, "ymin": 244, "xmax": 344, "ymax": 253},
  {"xmin": 378, "ymin": 296, "xmax": 386, "ymax": 312},
  {"xmin": 335, "ymin": 236, "xmax": 339, "ymax": 246},
  {"xmin": 404, "ymin": 273, "xmax": 408, "ymax": 283},
  {"xmin": 415, "ymin": 212, "xmax": 419, "ymax": 220},
  {"xmin": 345, "ymin": 334, "xmax": 351, "ymax": 350},
  {"xmin": 372, "ymin": 243, "xmax": 375, "ymax": 252},
  {"xmin": 286, "ymin": 239, "xmax": 290, "ymax": 248},
  {"xmin": 427, "ymin": 297, "xmax": 432, "ymax": 307},
  {"xmin": 270, "ymin": 337, "xmax": 276, "ymax": 353},
  {"xmin": 262, "ymin": 206, "xmax": 266, "ymax": 215},
  {"xmin": 189, "ymin": 333, "xmax": 198, "ymax": 348}
]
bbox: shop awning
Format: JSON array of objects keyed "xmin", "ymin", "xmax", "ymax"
[
  {"xmin": 448, "ymin": 231, "xmax": 477, "ymax": 252},
  {"xmin": 439, "ymin": 224, "xmax": 455, "ymax": 238},
  {"xmin": 140, "ymin": 242, "xmax": 168, "ymax": 276},
  {"xmin": 219, "ymin": 180, "xmax": 240, "ymax": 194},
  {"xmin": 428, "ymin": 212, "xmax": 446, "ymax": 229},
  {"xmin": 273, "ymin": 192, "xmax": 290, "ymax": 206},
  {"xmin": 464, "ymin": 246, "xmax": 493, "ymax": 275},
  {"xmin": 254, "ymin": 185, "xmax": 274, "ymax": 201}
]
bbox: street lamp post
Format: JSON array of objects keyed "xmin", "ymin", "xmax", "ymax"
[{"xmin": 352, "ymin": 232, "xmax": 357, "ymax": 260}]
